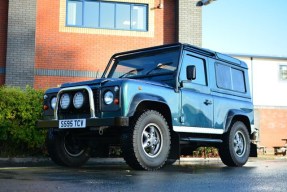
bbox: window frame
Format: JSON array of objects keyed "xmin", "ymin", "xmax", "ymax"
[
  {"xmin": 279, "ymin": 65, "xmax": 287, "ymax": 80},
  {"xmin": 179, "ymin": 53, "xmax": 208, "ymax": 86},
  {"xmin": 66, "ymin": 0, "xmax": 148, "ymax": 32}
]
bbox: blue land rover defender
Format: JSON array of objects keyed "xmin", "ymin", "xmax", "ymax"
[{"xmin": 38, "ymin": 43, "xmax": 257, "ymax": 170}]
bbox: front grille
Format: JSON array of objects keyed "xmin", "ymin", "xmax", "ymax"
[
  {"xmin": 59, "ymin": 113, "xmax": 91, "ymax": 120},
  {"xmin": 57, "ymin": 88, "xmax": 99, "ymax": 120},
  {"xmin": 93, "ymin": 89, "xmax": 100, "ymax": 114}
]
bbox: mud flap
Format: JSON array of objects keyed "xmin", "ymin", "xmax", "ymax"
[
  {"xmin": 249, "ymin": 143, "xmax": 258, "ymax": 157},
  {"xmin": 167, "ymin": 132, "xmax": 180, "ymax": 163}
]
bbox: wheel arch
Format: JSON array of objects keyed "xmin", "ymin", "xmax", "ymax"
[
  {"xmin": 225, "ymin": 110, "xmax": 252, "ymax": 136},
  {"xmin": 127, "ymin": 93, "xmax": 180, "ymax": 161},
  {"xmin": 127, "ymin": 93, "xmax": 172, "ymax": 127}
]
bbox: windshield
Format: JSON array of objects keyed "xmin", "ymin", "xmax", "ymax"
[{"xmin": 105, "ymin": 47, "xmax": 180, "ymax": 79}]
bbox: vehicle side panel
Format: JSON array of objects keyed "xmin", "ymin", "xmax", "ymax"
[
  {"xmin": 121, "ymin": 80, "xmax": 182, "ymax": 126},
  {"xmin": 208, "ymin": 58, "xmax": 254, "ymax": 131}
]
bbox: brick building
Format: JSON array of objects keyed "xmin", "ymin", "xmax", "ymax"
[{"xmin": 0, "ymin": 0, "xmax": 202, "ymax": 89}]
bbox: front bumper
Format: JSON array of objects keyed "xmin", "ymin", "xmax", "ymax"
[{"xmin": 37, "ymin": 117, "xmax": 129, "ymax": 128}]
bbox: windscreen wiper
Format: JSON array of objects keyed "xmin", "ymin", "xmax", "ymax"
[
  {"xmin": 145, "ymin": 62, "xmax": 173, "ymax": 75},
  {"xmin": 119, "ymin": 68, "xmax": 144, "ymax": 78}
]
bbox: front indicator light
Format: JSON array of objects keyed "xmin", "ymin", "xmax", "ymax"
[{"xmin": 114, "ymin": 98, "xmax": 119, "ymax": 105}]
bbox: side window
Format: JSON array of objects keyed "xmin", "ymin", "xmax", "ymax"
[
  {"xmin": 180, "ymin": 54, "xmax": 207, "ymax": 86},
  {"xmin": 215, "ymin": 63, "xmax": 246, "ymax": 92},
  {"xmin": 232, "ymin": 68, "xmax": 246, "ymax": 92},
  {"xmin": 215, "ymin": 64, "xmax": 231, "ymax": 89}
]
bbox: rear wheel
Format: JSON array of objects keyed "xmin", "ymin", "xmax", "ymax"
[
  {"xmin": 219, "ymin": 121, "xmax": 250, "ymax": 167},
  {"xmin": 121, "ymin": 110, "xmax": 171, "ymax": 170},
  {"xmin": 47, "ymin": 128, "xmax": 90, "ymax": 167}
]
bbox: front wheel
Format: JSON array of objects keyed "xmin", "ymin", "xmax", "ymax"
[
  {"xmin": 46, "ymin": 129, "xmax": 90, "ymax": 167},
  {"xmin": 219, "ymin": 121, "xmax": 250, "ymax": 167},
  {"xmin": 121, "ymin": 110, "xmax": 171, "ymax": 170}
]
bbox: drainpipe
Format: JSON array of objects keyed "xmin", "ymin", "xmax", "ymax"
[{"xmin": 251, "ymin": 57, "xmax": 254, "ymax": 103}]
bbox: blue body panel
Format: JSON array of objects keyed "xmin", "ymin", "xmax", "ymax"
[{"xmin": 120, "ymin": 79, "xmax": 181, "ymax": 126}]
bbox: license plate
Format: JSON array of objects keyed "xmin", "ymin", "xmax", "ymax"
[{"xmin": 59, "ymin": 119, "xmax": 86, "ymax": 129}]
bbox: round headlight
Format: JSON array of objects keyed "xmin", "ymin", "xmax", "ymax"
[
  {"xmin": 50, "ymin": 97, "xmax": 57, "ymax": 110},
  {"xmin": 104, "ymin": 91, "xmax": 114, "ymax": 105},
  {"xmin": 73, "ymin": 92, "xmax": 84, "ymax": 109},
  {"xmin": 60, "ymin": 93, "xmax": 70, "ymax": 109}
]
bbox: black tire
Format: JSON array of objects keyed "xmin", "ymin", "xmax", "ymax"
[
  {"xmin": 219, "ymin": 121, "xmax": 250, "ymax": 167},
  {"xmin": 121, "ymin": 110, "xmax": 171, "ymax": 170},
  {"xmin": 46, "ymin": 128, "xmax": 90, "ymax": 167}
]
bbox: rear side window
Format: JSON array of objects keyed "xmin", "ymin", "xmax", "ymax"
[{"xmin": 215, "ymin": 63, "xmax": 246, "ymax": 92}]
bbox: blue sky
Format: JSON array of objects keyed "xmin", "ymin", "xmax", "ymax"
[{"xmin": 202, "ymin": 0, "xmax": 287, "ymax": 56}]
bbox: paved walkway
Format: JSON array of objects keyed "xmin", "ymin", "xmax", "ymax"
[{"xmin": 0, "ymin": 155, "xmax": 286, "ymax": 167}]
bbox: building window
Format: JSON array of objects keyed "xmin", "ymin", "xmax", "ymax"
[
  {"xmin": 280, "ymin": 65, "xmax": 287, "ymax": 80},
  {"xmin": 66, "ymin": 0, "xmax": 148, "ymax": 31}
]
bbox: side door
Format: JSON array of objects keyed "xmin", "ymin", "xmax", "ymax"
[{"xmin": 175, "ymin": 51, "xmax": 214, "ymax": 133}]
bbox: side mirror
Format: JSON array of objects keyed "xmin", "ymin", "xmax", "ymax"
[{"xmin": 186, "ymin": 65, "xmax": 196, "ymax": 80}]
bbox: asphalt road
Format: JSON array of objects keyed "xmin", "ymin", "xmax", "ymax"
[{"xmin": 0, "ymin": 158, "xmax": 286, "ymax": 192}]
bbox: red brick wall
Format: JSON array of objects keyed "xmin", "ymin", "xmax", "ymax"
[
  {"xmin": 257, "ymin": 108, "xmax": 287, "ymax": 150},
  {"xmin": 34, "ymin": 76, "xmax": 95, "ymax": 90},
  {"xmin": 0, "ymin": 0, "xmax": 8, "ymax": 85},
  {"xmin": 34, "ymin": 0, "xmax": 176, "ymax": 88},
  {"xmin": 0, "ymin": 74, "xmax": 5, "ymax": 85}
]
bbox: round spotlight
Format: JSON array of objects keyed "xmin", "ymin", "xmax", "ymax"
[
  {"xmin": 73, "ymin": 92, "xmax": 84, "ymax": 109},
  {"xmin": 60, "ymin": 93, "xmax": 70, "ymax": 109}
]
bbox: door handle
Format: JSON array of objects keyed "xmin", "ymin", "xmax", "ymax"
[{"xmin": 204, "ymin": 100, "xmax": 213, "ymax": 105}]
